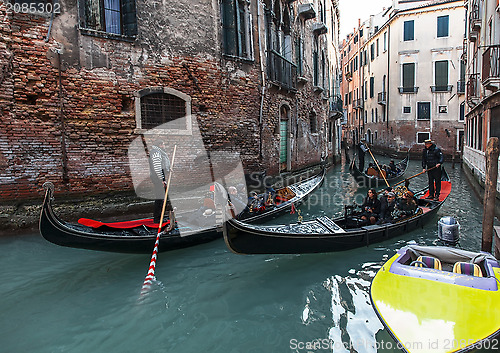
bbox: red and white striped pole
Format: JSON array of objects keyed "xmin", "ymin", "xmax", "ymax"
[{"xmin": 141, "ymin": 145, "xmax": 176, "ymax": 296}]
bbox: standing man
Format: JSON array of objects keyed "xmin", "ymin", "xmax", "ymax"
[
  {"xmin": 149, "ymin": 139, "xmax": 174, "ymax": 226},
  {"xmin": 357, "ymin": 139, "xmax": 368, "ymax": 171},
  {"xmin": 422, "ymin": 139, "xmax": 444, "ymax": 201}
]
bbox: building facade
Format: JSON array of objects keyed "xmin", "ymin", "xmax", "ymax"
[
  {"xmin": 0, "ymin": 0, "xmax": 341, "ymax": 201},
  {"xmin": 340, "ymin": 0, "xmax": 465, "ymax": 157},
  {"xmin": 463, "ymin": 0, "xmax": 500, "ymax": 192}
]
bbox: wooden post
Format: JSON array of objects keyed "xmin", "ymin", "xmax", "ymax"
[{"xmin": 482, "ymin": 137, "xmax": 499, "ymax": 253}]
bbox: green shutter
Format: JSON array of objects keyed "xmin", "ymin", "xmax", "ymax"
[
  {"xmin": 435, "ymin": 61, "xmax": 448, "ymax": 87},
  {"xmin": 403, "ymin": 63, "xmax": 415, "ymax": 89},
  {"xmin": 280, "ymin": 121, "xmax": 288, "ymax": 164},
  {"xmin": 222, "ymin": 0, "xmax": 237, "ymax": 56},
  {"xmin": 437, "ymin": 16, "xmax": 449, "ymax": 37},
  {"xmin": 121, "ymin": 0, "xmax": 137, "ymax": 36}
]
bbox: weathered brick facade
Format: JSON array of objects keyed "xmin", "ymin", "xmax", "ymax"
[{"xmin": 0, "ymin": 0, "xmax": 340, "ymax": 202}]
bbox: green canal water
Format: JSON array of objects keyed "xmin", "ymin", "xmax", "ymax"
[{"xmin": 0, "ymin": 158, "xmax": 496, "ymax": 353}]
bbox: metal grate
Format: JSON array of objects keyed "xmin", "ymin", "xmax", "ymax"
[{"xmin": 141, "ymin": 93, "xmax": 186, "ymax": 130}]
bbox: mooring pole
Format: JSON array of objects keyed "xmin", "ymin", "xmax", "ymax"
[{"xmin": 482, "ymin": 137, "xmax": 499, "ymax": 253}]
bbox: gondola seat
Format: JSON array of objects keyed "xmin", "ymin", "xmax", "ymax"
[
  {"xmin": 413, "ymin": 256, "xmax": 442, "ymax": 270},
  {"xmin": 453, "ymin": 262, "xmax": 483, "ymax": 277}
]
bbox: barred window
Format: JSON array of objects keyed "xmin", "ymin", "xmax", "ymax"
[{"xmin": 135, "ymin": 88, "xmax": 192, "ymax": 135}]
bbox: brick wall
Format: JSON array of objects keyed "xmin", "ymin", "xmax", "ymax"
[{"xmin": 0, "ymin": 1, "xmax": 332, "ymax": 202}]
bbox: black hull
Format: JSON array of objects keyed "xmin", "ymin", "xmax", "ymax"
[
  {"xmin": 350, "ymin": 153, "xmax": 409, "ymax": 189},
  {"xmin": 223, "ymin": 169, "xmax": 450, "ymax": 255},
  {"xmin": 39, "ymin": 169, "xmax": 325, "ymax": 254},
  {"xmin": 224, "ymin": 205, "xmax": 441, "ymax": 254},
  {"xmin": 39, "ymin": 188, "xmax": 221, "ymax": 254}
]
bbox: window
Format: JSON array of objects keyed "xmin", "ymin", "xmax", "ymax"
[
  {"xmin": 222, "ymin": 0, "xmax": 252, "ymax": 59},
  {"xmin": 437, "ymin": 15, "xmax": 449, "ymax": 38},
  {"xmin": 490, "ymin": 107, "xmax": 500, "ymax": 139},
  {"xmin": 404, "ymin": 20, "xmax": 414, "ymax": 41},
  {"xmin": 459, "ymin": 102, "xmax": 465, "ymax": 121},
  {"xmin": 417, "ymin": 102, "xmax": 431, "ymax": 120},
  {"xmin": 403, "ymin": 106, "xmax": 411, "ymax": 114},
  {"xmin": 80, "ymin": 0, "xmax": 137, "ymax": 37},
  {"xmin": 376, "ymin": 39, "xmax": 379, "ymax": 57},
  {"xmin": 417, "ymin": 132, "xmax": 430, "ymax": 143},
  {"xmin": 433, "ymin": 60, "xmax": 450, "ymax": 92},
  {"xmin": 295, "ymin": 37, "xmax": 303, "ymax": 77},
  {"xmin": 310, "ymin": 111, "xmax": 317, "ymax": 133},
  {"xmin": 401, "ymin": 63, "xmax": 416, "ymax": 93},
  {"xmin": 383, "ymin": 32, "xmax": 387, "ymax": 51},
  {"xmin": 135, "ymin": 88, "xmax": 192, "ymax": 135},
  {"xmin": 370, "ymin": 77, "xmax": 374, "ymax": 98},
  {"xmin": 370, "ymin": 43, "xmax": 375, "ymax": 61}
]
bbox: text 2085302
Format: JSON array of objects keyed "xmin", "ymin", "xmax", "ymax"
[{"xmin": 3, "ymin": 1, "xmax": 61, "ymax": 15}]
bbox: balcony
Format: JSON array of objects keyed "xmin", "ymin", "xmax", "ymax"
[
  {"xmin": 457, "ymin": 80, "xmax": 465, "ymax": 94},
  {"xmin": 268, "ymin": 50, "xmax": 297, "ymax": 91},
  {"xmin": 329, "ymin": 95, "xmax": 343, "ymax": 119},
  {"xmin": 482, "ymin": 45, "xmax": 500, "ymax": 91},
  {"xmin": 398, "ymin": 86, "xmax": 418, "ymax": 94},
  {"xmin": 466, "ymin": 73, "xmax": 480, "ymax": 106},
  {"xmin": 377, "ymin": 91, "xmax": 386, "ymax": 105},
  {"xmin": 298, "ymin": 3, "xmax": 315, "ymax": 20},
  {"xmin": 312, "ymin": 22, "xmax": 328, "ymax": 36},
  {"xmin": 469, "ymin": 1, "xmax": 480, "ymax": 41},
  {"xmin": 431, "ymin": 85, "xmax": 453, "ymax": 93},
  {"xmin": 353, "ymin": 99, "xmax": 364, "ymax": 110},
  {"xmin": 469, "ymin": 1, "xmax": 481, "ymax": 31}
]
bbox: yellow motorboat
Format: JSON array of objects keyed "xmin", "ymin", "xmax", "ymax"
[{"xmin": 370, "ymin": 245, "xmax": 500, "ymax": 353}]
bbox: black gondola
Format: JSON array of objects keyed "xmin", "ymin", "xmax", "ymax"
[
  {"xmin": 39, "ymin": 169, "xmax": 325, "ymax": 254},
  {"xmin": 223, "ymin": 169, "xmax": 450, "ymax": 255},
  {"xmin": 350, "ymin": 152, "xmax": 409, "ymax": 189}
]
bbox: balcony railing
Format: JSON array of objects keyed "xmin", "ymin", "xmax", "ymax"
[
  {"xmin": 268, "ymin": 50, "xmax": 297, "ymax": 91},
  {"xmin": 329, "ymin": 95, "xmax": 343, "ymax": 119},
  {"xmin": 377, "ymin": 91, "xmax": 386, "ymax": 105},
  {"xmin": 398, "ymin": 86, "xmax": 418, "ymax": 94},
  {"xmin": 431, "ymin": 85, "xmax": 453, "ymax": 93},
  {"xmin": 353, "ymin": 98, "xmax": 364, "ymax": 110},
  {"xmin": 467, "ymin": 73, "xmax": 480, "ymax": 105},
  {"xmin": 457, "ymin": 80, "xmax": 465, "ymax": 94},
  {"xmin": 482, "ymin": 45, "xmax": 500, "ymax": 90},
  {"xmin": 469, "ymin": 1, "xmax": 480, "ymax": 41}
]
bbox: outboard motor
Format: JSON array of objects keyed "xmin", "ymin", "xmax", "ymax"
[{"xmin": 438, "ymin": 216, "xmax": 460, "ymax": 245}]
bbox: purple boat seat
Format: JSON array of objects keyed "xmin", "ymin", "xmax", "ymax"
[
  {"xmin": 412, "ymin": 256, "xmax": 442, "ymax": 270},
  {"xmin": 453, "ymin": 262, "xmax": 483, "ymax": 277}
]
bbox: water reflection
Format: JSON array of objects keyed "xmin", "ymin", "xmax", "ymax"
[{"xmin": 0, "ymin": 155, "xmax": 495, "ymax": 353}]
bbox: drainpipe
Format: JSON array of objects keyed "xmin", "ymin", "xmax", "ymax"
[
  {"xmin": 257, "ymin": 0, "xmax": 266, "ymax": 162},
  {"xmin": 386, "ymin": 24, "xmax": 390, "ymax": 131},
  {"xmin": 57, "ymin": 49, "xmax": 69, "ymax": 184}
]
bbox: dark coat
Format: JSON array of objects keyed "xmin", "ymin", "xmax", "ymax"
[
  {"xmin": 422, "ymin": 144, "xmax": 444, "ymax": 169},
  {"xmin": 379, "ymin": 197, "xmax": 397, "ymax": 221},
  {"xmin": 360, "ymin": 196, "xmax": 381, "ymax": 215}
]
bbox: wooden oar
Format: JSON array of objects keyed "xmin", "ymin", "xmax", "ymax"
[
  {"xmin": 141, "ymin": 145, "xmax": 177, "ymax": 296},
  {"xmin": 365, "ymin": 145, "xmax": 389, "ymax": 187},
  {"xmin": 391, "ymin": 165, "xmax": 439, "ymax": 188}
]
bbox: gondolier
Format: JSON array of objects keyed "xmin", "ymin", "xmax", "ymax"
[
  {"xmin": 150, "ymin": 139, "xmax": 174, "ymax": 225},
  {"xmin": 357, "ymin": 139, "xmax": 368, "ymax": 171},
  {"xmin": 422, "ymin": 139, "xmax": 444, "ymax": 201}
]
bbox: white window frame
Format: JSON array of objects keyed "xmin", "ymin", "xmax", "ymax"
[{"xmin": 134, "ymin": 87, "xmax": 193, "ymax": 135}]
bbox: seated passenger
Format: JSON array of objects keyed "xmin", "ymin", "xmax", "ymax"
[
  {"xmin": 392, "ymin": 191, "xmax": 417, "ymax": 220},
  {"xmin": 377, "ymin": 192, "xmax": 397, "ymax": 224},
  {"xmin": 359, "ymin": 188, "xmax": 381, "ymax": 225}
]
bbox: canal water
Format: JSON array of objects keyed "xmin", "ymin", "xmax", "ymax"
[{"xmin": 0, "ymin": 157, "xmax": 495, "ymax": 353}]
